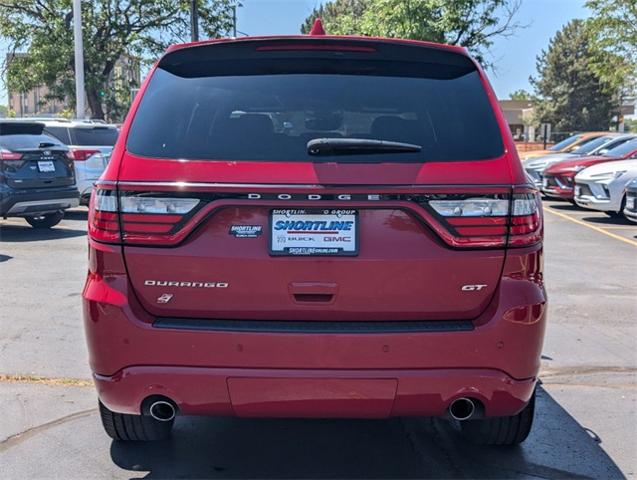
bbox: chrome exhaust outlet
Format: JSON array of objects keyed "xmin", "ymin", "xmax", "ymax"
[
  {"xmin": 149, "ymin": 400, "xmax": 176, "ymax": 422},
  {"xmin": 449, "ymin": 397, "xmax": 476, "ymax": 421}
]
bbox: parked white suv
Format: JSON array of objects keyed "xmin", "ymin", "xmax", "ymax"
[
  {"xmin": 574, "ymin": 159, "xmax": 637, "ymax": 217},
  {"xmin": 39, "ymin": 119, "xmax": 119, "ymax": 204}
]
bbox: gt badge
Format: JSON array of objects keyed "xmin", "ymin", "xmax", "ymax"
[
  {"xmin": 461, "ymin": 284, "xmax": 488, "ymax": 291},
  {"xmin": 157, "ymin": 293, "xmax": 173, "ymax": 304}
]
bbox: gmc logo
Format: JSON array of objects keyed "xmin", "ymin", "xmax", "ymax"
[{"xmin": 461, "ymin": 284, "xmax": 488, "ymax": 291}]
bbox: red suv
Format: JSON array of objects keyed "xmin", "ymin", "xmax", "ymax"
[{"xmin": 84, "ymin": 32, "xmax": 546, "ymax": 446}]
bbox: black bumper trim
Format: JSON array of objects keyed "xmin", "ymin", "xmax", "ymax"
[{"xmin": 153, "ymin": 317, "xmax": 475, "ymax": 334}]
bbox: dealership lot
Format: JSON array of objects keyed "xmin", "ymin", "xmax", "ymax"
[{"xmin": 1, "ymin": 202, "xmax": 635, "ymax": 479}]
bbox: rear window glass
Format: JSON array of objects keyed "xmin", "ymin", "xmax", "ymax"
[
  {"xmin": 70, "ymin": 127, "xmax": 118, "ymax": 146},
  {"xmin": 44, "ymin": 126, "xmax": 72, "ymax": 144},
  {"xmin": 0, "ymin": 122, "xmax": 44, "ymax": 136},
  {"xmin": 127, "ymin": 67, "xmax": 504, "ymax": 163},
  {"xmin": 0, "ymin": 134, "xmax": 65, "ymax": 150}
]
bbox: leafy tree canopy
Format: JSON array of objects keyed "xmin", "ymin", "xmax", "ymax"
[
  {"xmin": 300, "ymin": 0, "xmax": 524, "ymax": 67},
  {"xmin": 585, "ymin": 0, "xmax": 637, "ymax": 92},
  {"xmin": 509, "ymin": 89, "xmax": 534, "ymax": 101},
  {"xmin": 0, "ymin": 0, "xmax": 238, "ymax": 120},
  {"xmin": 531, "ymin": 19, "xmax": 616, "ymax": 132}
]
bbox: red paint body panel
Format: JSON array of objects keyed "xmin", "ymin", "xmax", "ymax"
[{"xmin": 85, "ymin": 35, "xmax": 546, "ymax": 419}]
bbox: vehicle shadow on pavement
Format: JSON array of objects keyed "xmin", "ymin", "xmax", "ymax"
[
  {"xmin": 0, "ymin": 225, "xmax": 86, "ymax": 242},
  {"xmin": 109, "ymin": 387, "xmax": 625, "ymax": 479},
  {"xmin": 581, "ymin": 216, "xmax": 635, "ymax": 226},
  {"xmin": 547, "ymin": 203, "xmax": 584, "ymax": 212}
]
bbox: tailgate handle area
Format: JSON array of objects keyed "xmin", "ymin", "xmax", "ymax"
[{"xmin": 289, "ymin": 282, "xmax": 338, "ymax": 303}]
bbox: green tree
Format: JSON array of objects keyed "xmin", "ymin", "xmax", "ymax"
[
  {"xmin": 531, "ymin": 20, "xmax": 616, "ymax": 132},
  {"xmin": 0, "ymin": 1, "xmax": 238, "ymax": 121},
  {"xmin": 0, "ymin": 104, "xmax": 7, "ymax": 117},
  {"xmin": 585, "ymin": 0, "xmax": 637, "ymax": 91},
  {"xmin": 509, "ymin": 89, "xmax": 533, "ymax": 101},
  {"xmin": 300, "ymin": 0, "xmax": 524, "ymax": 66}
]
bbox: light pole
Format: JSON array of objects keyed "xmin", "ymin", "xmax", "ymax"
[{"xmin": 72, "ymin": 0, "xmax": 85, "ymax": 119}]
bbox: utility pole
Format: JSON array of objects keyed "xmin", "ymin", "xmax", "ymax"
[
  {"xmin": 72, "ymin": 0, "xmax": 85, "ymax": 119},
  {"xmin": 190, "ymin": 0, "xmax": 199, "ymax": 42}
]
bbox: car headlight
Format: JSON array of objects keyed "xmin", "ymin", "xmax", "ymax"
[
  {"xmin": 527, "ymin": 161, "xmax": 548, "ymax": 171},
  {"xmin": 590, "ymin": 170, "xmax": 627, "ymax": 182}
]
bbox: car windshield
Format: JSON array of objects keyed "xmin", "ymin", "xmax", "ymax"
[
  {"xmin": 127, "ymin": 66, "xmax": 504, "ymax": 163},
  {"xmin": 549, "ymin": 134, "xmax": 583, "ymax": 151},
  {"xmin": 70, "ymin": 127, "xmax": 118, "ymax": 146},
  {"xmin": 602, "ymin": 138, "xmax": 637, "ymax": 158},
  {"xmin": 570, "ymin": 136, "xmax": 614, "ymax": 155}
]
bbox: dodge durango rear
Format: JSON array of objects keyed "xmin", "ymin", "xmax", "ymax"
[{"xmin": 83, "ymin": 33, "xmax": 546, "ymax": 446}]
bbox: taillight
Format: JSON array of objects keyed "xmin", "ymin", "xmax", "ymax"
[
  {"xmin": 0, "ymin": 149, "xmax": 23, "ymax": 160},
  {"xmin": 88, "ymin": 189, "xmax": 201, "ymax": 245},
  {"xmin": 69, "ymin": 149, "xmax": 100, "ymax": 161},
  {"xmin": 426, "ymin": 192, "xmax": 542, "ymax": 248},
  {"xmin": 508, "ymin": 193, "xmax": 542, "ymax": 247},
  {"xmin": 88, "ymin": 188, "xmax": 120, "ymax": 243},
  {"xmin": 0, "ymin": 149, "xmax": 24, "ymax": 173}
]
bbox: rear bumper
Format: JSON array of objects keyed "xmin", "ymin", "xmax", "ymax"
[
  {"xmin": 0, "ymin": 186, "xmax": 79, "ymax": 216},
  {"xmin": 94, "ymin": 366, "xmax": 536, "ymax": 418},
  {"xmin": 83, "ymin": 240, "xmax": 546, "ymax": 418}
]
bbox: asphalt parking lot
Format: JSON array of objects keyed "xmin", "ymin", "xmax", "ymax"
[{"xmin": 1, "ymin": 201, "xmax": 636, "ymax": 479}]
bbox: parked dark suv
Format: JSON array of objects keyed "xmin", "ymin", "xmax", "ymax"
[
  {"xmin": 0, "ymin": 121, "xmax": 78, "ymax": 228},
  {"xmin": 85, "ymin": 28, "xmax": 546, "ymax": 446}
]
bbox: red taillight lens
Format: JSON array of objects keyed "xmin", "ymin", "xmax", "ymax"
[
  {"xmin": 0, "ymin": 149, "xmax": 23, "ymax": 161},
  {"xmin": 425, "ymin": 192, "xmax": 542, "ymax": 248},
  {"xmin": 69, "ymin": 149, "xmax": 100, "ymax": 161},
  {"xmin": 508, "ymin": 193, "xmax": 542, "ymax": 247},
  {"xmin": 88, "ymin": 189, "xmax": 201, "ymax": 245},
  {"xmin": 88, "ymin": 188, "xmax": 121, "ymax": 243}
]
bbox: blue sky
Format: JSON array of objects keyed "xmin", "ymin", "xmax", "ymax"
[{"xmin": 0, "ymin": 0, "xmax": 589, "ymax": 106}]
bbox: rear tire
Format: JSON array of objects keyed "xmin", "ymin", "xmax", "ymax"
[
  {"xmin": 99, "ymin": 401, "xmax": 173, "ymax": 441},
  {"xmin": 460, "ymin": 389, "xmax": 535, "ymax": 445},
  {"xmin": 25, "ymin": 211, "xmax": 64, "ymax": 228}
]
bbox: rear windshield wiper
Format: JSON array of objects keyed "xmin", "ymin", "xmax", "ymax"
[{"xmin": 307, "ymin": 138, "xmax": 422, "ymax": 157}]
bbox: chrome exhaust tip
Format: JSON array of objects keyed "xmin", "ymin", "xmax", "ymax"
[
  {"xmin": 149, "ymin": 400, "xmax": 176, "ymax": 422},
  {"xmin": 449, "ymin": 397, "xmax": 476, "ymax": 421}
]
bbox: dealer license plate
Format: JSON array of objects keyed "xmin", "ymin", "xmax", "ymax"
[
  {"xmin": 270, "ymin": 209, "xmax": 358, "ymax": 256},
  {"xmin": 626, "ymin": 196, "xmax": 635, "ymax": 210},
  {"xmin": 37, "ymin": 160, "xmax": 55, "ymax": 172}
]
